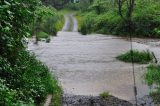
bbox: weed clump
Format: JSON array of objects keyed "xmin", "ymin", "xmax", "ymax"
[
  {"xmin": 116, "ymin": 50, "xmax": 153, "ymax": 64},
  {"xmin": 144, "ymin": 65, "xmax": 160, "ymax": 103},
  {"xmin": 100, "ymin": 92, "xmax": 110, "ymax": 99}
]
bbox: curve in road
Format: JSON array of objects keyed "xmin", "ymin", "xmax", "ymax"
[{"xmin": 62, "ymin": 13, "xmax": 78, "ymax": 32}]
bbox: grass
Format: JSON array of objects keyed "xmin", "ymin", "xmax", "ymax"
[
  {"xmin": 76, "ymin": 13, "xmax": 83, "ymax": 32},
  {"xmin": 49, "ymin": 79, "xmax": 62, "ymax": 106},
  {"xmin": 38, "ymin": 31, "xmax": 49, "ymax": 39},
  {"xmin": 99, "ymin": 92, "xmax": 110, "ymax": 99},
  {"xmin": 68, "ymin": 15, "xmax": 73, "ymax": 31},
  {"xmin": 144, "ymin": 64, "xmax": 160, "ymax": 103},
  {"xmin": 145, "ymin": 65, "xmax": 160, "ymax": 85},
  {"xmin": 116, "ymin": 50, "xmax": 153, "ymax": 64}
]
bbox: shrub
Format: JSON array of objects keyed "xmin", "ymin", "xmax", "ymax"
[
  {"xmin": 79, "ymin": 12, "xmax": 96, "ymax": 35},
  {"xmin": 116, "ymin": 50, "xmax": 153, "ymax": 64},
  {"xmin": 38, "ymin": 31, "xmax": 49, "ymax": 39},
  {"xmin": 0, "ymin": 51, "xmax": 62, "ymax": 105},
  {"xmin": 0, "ymin": 58, "xmax": 34, "ymax": 106},
  {"xmin": 78, "ymin": 0, "xmax": 160, "ymax": 37},
  {"xmin": 1, "ymin": 0, "xmax": 62, "ymax": 105},
  {"xmin": 154, "ymin": 28, "xmax": 160, "ymax": 37},
  {"xmin": 0, "ymin": 79, "xmax": 16, "ymax": 106},
  {"xmin": 33, "ymin": 6, "xmax": 64, "ymax": 40},
  {"xmin": 0, "ymin": 0, "xmax": 40, "ymax": 64}
]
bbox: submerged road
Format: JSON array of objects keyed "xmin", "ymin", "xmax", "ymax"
[{"xmin": 28, "ymin": 13, "xmax": 160, "ymax": 102}]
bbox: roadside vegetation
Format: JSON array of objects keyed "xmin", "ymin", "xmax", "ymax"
[
  {"xmin": 99, "ymin": 92, "xmax": 110, "ymax": 99},
  {"xmin": 0, "ymin": 0, "xmax": 62, "ymax": 105},
  {"xmin": 144, "ymin": 64, "xmax": 160, "ymax": 103},
  {"xmin": 1, "ymin": 0, "xmax": 160, "ymax": 105},
  {"xmin": 31, "ymin": 5, "xmax": 64, "ymax": 41},
  {"xmin": 116, "ymin": 50, "xmax": 153, "ymax": 64},
  {"xmin": 0, "ymin": 51, "xmax": 62, "ymax": 105},
  {"xmin": 76, "ymin": 0, "xmax": 160, "ymax": 37}
]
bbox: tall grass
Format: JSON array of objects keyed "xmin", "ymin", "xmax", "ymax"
[
  {"xmin": 116, "ymin": 50, "xmax": 153, "ymax": 64},
  {"xmin": 144, "ymin": 65, "xmax": 160, "ymax": 103}
]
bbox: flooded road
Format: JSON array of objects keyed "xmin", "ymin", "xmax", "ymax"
[
  {"xmin": 28, "ymin": 14, "xmax": 160, "ymax": 102},
  {"xmin": 28, "ymin": 32, "xmax": 160, "ymax": 101}
]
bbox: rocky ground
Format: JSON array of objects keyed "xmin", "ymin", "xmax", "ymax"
[
  {"xmin": 62, "ymin": 94, "xmax": 155, "ymax": 106},
  {"xmin": 62, "ymin": 94, "xmax": 133, "ymax": 106}
]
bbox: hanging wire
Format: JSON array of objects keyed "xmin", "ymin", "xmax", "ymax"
[{"xmin": 128, "ymin": 20, "xmax": 138, "ymax": 106}]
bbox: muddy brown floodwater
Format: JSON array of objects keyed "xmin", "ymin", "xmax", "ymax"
[
  {"xmin": 28, "ymin": 14, "xmax": 160, "ymax": 104},
  {"xmin": 28, "ymin": 31, "xmax": 160, "ymax": 102}
]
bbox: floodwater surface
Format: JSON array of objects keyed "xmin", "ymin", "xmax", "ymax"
[{"xmin": 28, "ymin": 14, "xmax": 160, "ymax": 102}]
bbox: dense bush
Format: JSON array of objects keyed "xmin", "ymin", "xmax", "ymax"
[
  {"xmin": 64, "ymin": 0, "xmax": 92, "ymax": 12},
  {"xmin": 32, "ymin": 5, "xmax": 64, "ymax": 40},
  {"xmin": 1, "ymin": 0, "xmax": 62, "ymax": 105},
  {"xmin": 79, "ymin": 12, "xmax": 96, "ymax": 35},
  {"xmin": 0, "ymin": 78, "xmax": 33, "ymax": 106},
  {"xmin": 41, "ymin": 0, "xmax": 70, "ymax": 9},
  {"xmin": 0, "ymin": 0, "xmax": 40, "ymax": 64},
  {"xmin": 0, "ymin": 51, "xmax": 62, "ymax": 105},
  {"xmin": 78, "ymin": 0, "xmax": 160, "ymax": 37},
  {"xmin": 133, "ymin": 0, "xmax": 160, "ymax": 37}
]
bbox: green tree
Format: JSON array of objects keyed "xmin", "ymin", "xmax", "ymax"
[
  {"xmin": 41, "ymin": 0, "xmax": 70, "ymax": 9},
  {"xmin": 117, "ymin": 0, "xmax": 135, "ymax": 31}
]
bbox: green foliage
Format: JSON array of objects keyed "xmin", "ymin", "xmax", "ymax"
[
  {"xmin": 78, "ymin": 0, "xmax": 160, "ymax": 37},
  {"xmin": 38, "ymin": 31, "xmax": 49, "ymax": 39},
  {"xmin": 64, "ymin": 2, "xmax": 80, "ymax": 10},
  {"xmin": 64, "ymin": 0, "xmax": 92, "ymax": 11},
  {"xmin": 0, "ymin": 79, "xmax": 34, "ymax": 106},
  {"xmin": 0, "ymin": 0, "xmax": 40, "ymax": 64},
  {"xmin": 1, "ymin": 0, "xmax": 62, "ymax": 105},
  {"xmin": 0, "ymin": 79, "xmax": 18, "ymax": 106},
  {"xmin": 79, "ymin": 12, "xmax": 96, "ymax": 35},
  {"xmin": 144, "ymin": 65, "xmax": 160, "ymax": 103},
  {"xmin": 145, "ymin": 65, "xmax": 160, "ymax": 86},
  {"xmin": 33, "ymin": 5, "xmax": 63, "ymax": 39},
  {"xmin": 116, "ymin": 50, "xmax": 153, "ymax": 64},
  {"xmin": 41, "ymin": 0, "xmax": 70, "ymax": 9},
  {"xmin": 132, "ymin": 0, "xmax": 160, "ymax": 37},
  {"xmin": 0, "ymin": 57, "xmax": 34, "ymax": 106},
  {"xmin": 89, "ymin": 0, "xmax": 114, "ymax": 14},
  {"xmin": 99, "ymin": 92, "xmax": 110, "ymax": 99},
  {"xmin": 154, "ymin": 28, "xmax": 160, "ymax": 37},
  {"xmin": 0, "ymin": 51, "xmax": 62, "ymax": 105}
]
